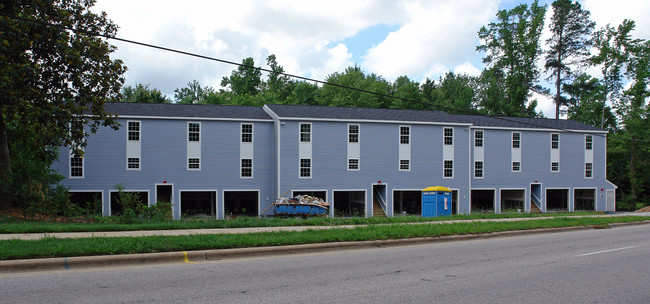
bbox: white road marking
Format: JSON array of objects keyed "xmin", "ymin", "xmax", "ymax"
[{"xmin": 577, "ymin": 246, "xmax": 638, "ymax": 257}]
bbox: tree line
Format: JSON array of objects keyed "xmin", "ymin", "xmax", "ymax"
[{"xmin": 1, "ymin": 0, "xmax": 648, "ymax": 213}]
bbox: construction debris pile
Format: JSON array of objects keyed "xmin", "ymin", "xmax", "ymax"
[{"xmin": 277, "ymin": 195, "xmax": 330, "ymax": 207}]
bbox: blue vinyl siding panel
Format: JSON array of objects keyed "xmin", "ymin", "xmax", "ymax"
[{"xmin": 53, "ymin": 118, "xmax": 274, "ymax": 219}]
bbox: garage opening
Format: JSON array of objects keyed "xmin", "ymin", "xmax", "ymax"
[
  {"xmin": 500, "ymin": 190, "xmax": 525, "ymax": 213},
  {"xmin": 224, "ymin": 191, "xmax": 259, "ymax": 217},
  {"xmin": 69, "ymin": 191, "xmax": 102, "ymax": 215},
  {"xmin": 574, "ymin": 189, "xmax": 595, "ymax": 211},
  {"xmin": 156, "ymin": 185, "xmax": 172, "ymax": 204},
  {"xmin": 393, "ymin": 191, "xmax": 421, "ymax": 216},
  {"xmin": 547, "ymin": 189, "xmax": 569, "ymax": 212},
  {"xmin": 181, "ymin": 191, "xmax": 216, "ymax": 218},
  {"xmin": 333, "ymin": 191, "xmax": 365, "ymax": 217},
  {"xmin": 110, "ymin": 191, "xmax": 148, "ymax": 216},
  {"xmin": 471, "ymin": 190, "xmax": 494, "ymax": 213},
  {"xmin": 451, "ymin": 190, "xmax": 458, "ymax": 215}
]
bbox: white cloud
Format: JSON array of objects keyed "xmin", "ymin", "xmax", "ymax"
[
  {"xmin": 362, "ymin": 0, "xmax": 499, "ymax": 80},
  {"xmin": 454, "ymin": 62, "xmax": 482, "ymax": 77}
]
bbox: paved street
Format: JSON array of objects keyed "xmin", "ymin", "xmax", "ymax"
[{"xmin": 2, "ymin": 224, "xmax": 649, "ymax": 303}]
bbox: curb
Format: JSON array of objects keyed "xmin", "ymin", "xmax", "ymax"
[{"xmin": 2, "ymin": 220, "xmax": 649, "ymax": 274}]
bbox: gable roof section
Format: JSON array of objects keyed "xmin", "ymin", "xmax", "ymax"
[
  {"xmin": 265, "ymin": 104, "xmax": 466, "ymax": 124},
  {"xmin": 104, "ymin": 102, "xmax": 272, "ymax": 120}
]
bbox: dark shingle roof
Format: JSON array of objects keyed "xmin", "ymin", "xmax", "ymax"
[
  {"xmin": 101, "ymin": 103, "xmax": 603, "ymax": 132},
  {"xmin": 104, "ymin": 102, "xmax": 272, "ymax": 120},
  {"xmin": 454, "ymin": 114, "xmax": 603, "ymax": 131},
  {"xmin": 265, "ymin": 104, "xmax": 603, "ymax": 131},
  {"xmin": 265, "ymin": 104, "xmax": 465, "ymax": 124}
]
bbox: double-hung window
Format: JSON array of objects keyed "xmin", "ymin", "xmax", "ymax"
[
  {"xmin": 585, "ymin": 135, "xmax": 592, "ymax": 150},
  {"xmin": 444, "ymin": 160, "xmax": 453, "ymax": 178},
  {"xmin": 474, "ymin": 130, "xmax": 483, "ymax": 147},
  {"xmin": 512, "ymin": 132, "xmax": 521, "ymax": 149},
  {"xmin": 585, "ymin": 163, "xmax": 593, "ymax": 178},
  {"xmin": 300, "ymin": 123, "xmax": 311, "ymax": 143},
  {"xmin": 70, "ymin": 154, "xmax": 84, "ymax": 178},
  {"xmin": 444, "ymin": 128, "xmax": 453, "ymax": 145},
  {"xmin": 348, "ymin": 158, "xmax": 359, "ymax": 170},
  {"xmin": 400, "ymin": 126, "xmax": 410, "ymax": 144},
  {"xmin": 241, "ymin": 124, "xmax": 253, "ymax": 143},
  {"xmin": 241, "ymin": 158, "xmax": 252, "ymax": 178},
  {"xmin": 474, "ymin": 161, "xmax": 483, "ymax": 178},
  {"xmin": 348, "ymin": 124, "xmax": 359, "ymax": 143},
  {"xmin": 128, "ymin": 121, "xmax": 140, "ymax": 141},
  {"xmin": 188, "ymin": 123, "xmax": 200, "ymax": 142},
  {"xmin": 300, "ymin": 158, "xmax": 311, "ymax": 178}
]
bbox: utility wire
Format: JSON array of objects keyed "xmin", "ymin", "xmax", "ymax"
[{"xmin": 3, "ymin": 12, "xmax": 643, "ymax": 141}]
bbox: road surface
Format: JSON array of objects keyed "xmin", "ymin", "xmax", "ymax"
[{"xmin": 2, "ymin": 224, "xmax": 649, "ymax": 303}]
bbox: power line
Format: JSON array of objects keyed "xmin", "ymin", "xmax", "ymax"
[{"xmin": 0, "ymin": 12, "xmax": 631, "ymax": 139}]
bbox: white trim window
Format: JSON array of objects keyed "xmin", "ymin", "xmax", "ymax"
[
  {"xmin": 188, "ymin": 122, "xmax": 200, "ymax": 142},
  {"xmin": 348, "ymin": 124, "xmax": 359, "ymax": 143},
  {"xmin": 241, "ymin": 158, "xmax": 253, "ymax": 178},
  {"xmin": 585, "ymin": 135, "xmax": 593, "ymax": 150},
  {"xmin": 512, "ymin": 132, "xmax": 521, "ymax": 148},
  {"xmin": 443, "ymin": 160, "xmax": 453, "ymax": 178},
  {"xmin": 551, "ymin": 162, "xmax": 559, "ymax": 172},
  {"xmin": 585, "ymin": 162, "xmax": 593, "ymax": 178},
  {"xmin": 70, "ymin": 155, "xmax": 84, "ymax": 178},
  {"xmin": 127, "ymin": 157, "xmax": 140, "ymax": 170},
  {"xmin": 400, "ymin": 126, "xmax": 410, "ymax": 144},
  {"xmin": 300, "ymin": 123, "xmax": 311, "ymax": 143},
  {"xmin": 474, "ymin": 130, "xmax": 483, "ymax": 147},
  {"xmin": 512, "ymin": 161, "xmax": 521, "ymax": 172},
  {"xmin": 399, "ymin": 159, "xmax": 410, "ymax": 171},
  {"xmin": 300, "ymin": 158, "xmax": 311, "ymax": 178},
  {"xmin": 188, "ymin": 158, "xmax": 200, "ymax": 170},
  {"xmin": 128, "ymin": 121, "xmax": 140, "ymax": 141},
  {"xmin": 474, "ymin": 161, "xmax": 483, "ymax": 178},
  {"xmin": 551, "ymin": 133, "xmax": 559, "ymax": 149},
  {"xmin": 241, "ymin": 123, "xmax": 253, "ymax": 143},
  {"xmin": 348, "ymin": 158, "xmax": 359, "ymax": 171},
  {"xmin": 444, "ymin": 127, "xmax": 453, "ymax": 146}
]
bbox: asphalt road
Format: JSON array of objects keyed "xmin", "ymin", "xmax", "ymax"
[{"xmin": 2, "ymin": 224, "xmax": 649, "ymax": 304}]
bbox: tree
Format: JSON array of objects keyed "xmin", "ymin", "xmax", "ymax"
[
  {"xmin": 173, "ymin": 80, "xmax": 216, "ymax": 104},
  {"xmin": 477, "ymin": 0, "xmax": 546, "ymax": 117},
  {"xmin": 390, "ymin": 76, "xmax": 424, "ymax": 110},
  {"xmin": 0, "ymin": 0, "xmax": 126, "ymax": 209},
  {"xmin": 263, "ymin": 54, "xmax": 295, "ymax": 101},
  {"xmin": 221, "ymin": 57, "xmax": 262, "ymax": 96},
  {"xmin": 564, "ymin": 73, "xmax": 616, "ymax": 129},
  {"xmin": 544, "ymin": 0, "xmax": 595, "ymax": 119},
  {"xmin": 591, "ymin": 19, "xmax": 637, "ymax": 129},
  {"xmin": 318, "ymin": 66, "xmax": 392, "ymax": 108},
  {"xmin": 121, "ymin": 83, "xmax": 170, "ymax": 103},
  {"xmin": 432, "ymin": 72, "xmax": 478, "ymax": 114}
]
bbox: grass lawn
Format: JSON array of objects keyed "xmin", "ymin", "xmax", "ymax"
[
  {"xmin": 1, "ymin": 215, "xmax": 648, "ymax": 260},
  {"xmin": 0, "ymin": 211, "xmax": 606, "ymax": 234}
]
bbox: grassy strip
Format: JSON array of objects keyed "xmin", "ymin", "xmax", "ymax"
[
  {"xmin": 0, "ymin": 212, "xmax": 603, "ymax": 234},
  {"xmin": 1, "ymin": 216, "xmax": 648, "ymax": 260}
]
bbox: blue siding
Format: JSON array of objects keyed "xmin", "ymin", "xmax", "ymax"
[{"xmin": 53, "ymin": 118, "xmax": 274, "ymax": 219}]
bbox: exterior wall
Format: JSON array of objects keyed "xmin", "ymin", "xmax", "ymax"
[
  {"xmin": 470, "ymin": 128, "xmax": 614, "ymax": 213},
  {"xmin": 277, "ymin": 120, "xmax": 472, "ymax": 217},
  {"xmin": 52, "ymin": 118, "xmax": 275, "ymax": 219}
]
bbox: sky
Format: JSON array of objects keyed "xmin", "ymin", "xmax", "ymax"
[{"xmin": 92, "ymin": 0, "xmax": 650, "ymax": 118}]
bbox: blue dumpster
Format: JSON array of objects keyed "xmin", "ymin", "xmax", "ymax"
[{"xmin": 422, "ymin": 186, "xmax": 452, "ymax": 217}]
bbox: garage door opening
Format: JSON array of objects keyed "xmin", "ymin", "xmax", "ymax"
[
  {"xmin": 393, "ymin": 191, "xmax": 421, "ymax": 216},
  {"xmin": 333, "ymin": 191, "xmax": 365, "ymax": 217},
  {"xmin": 156, "ymin": 185, "xmax": 172, "ymax": 204},
  {"xmin": 471, "ymin": 190, "xmax": 494, "ymax": 213},
  {"xmin": 69, "ymin": 191, "xmax": 102, "ymax": 215},
  {"xmin": 574, "ymin": 189, "xmax": 595, "ymax": 211},
  {"xmin": 181, "ymin": 191, "xmax": 216, "ymax": 219},
  {"xmin": 547, "ymin": 189, "xmax": 569, "ymax": 212},
  {"xmin": 224, "ymin": 191, "xmax": 259, "ymax": 217},
  {"xmin": 110, "ymin": 191, "xmax": 148, "ymax": 216},
  {"xmin": 500, "ymin": 190, "xmax": 525, "ymax": 213}
]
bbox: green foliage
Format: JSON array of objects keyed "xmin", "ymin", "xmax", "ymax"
[
  {"xmin": 120, "ymin": 83, "xmax": 170, "ymax": 103},
  {"xmin": 0, "ymin": 0, "xmax": 126, "ymax": 209},
  {"xmin": 173, "ymin": 80, "xmax": 216, "ymax": 104},
  {"xmin": 221, "ymin": 57, "xmax": 262, "ymax": 96},
  {"xmin": 477, "ymin": 0, "xmax": 547, "ymax": 117},
  {"xmin": 545, "ymin": 0, "xmax": 595, "ymax": 118}
]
